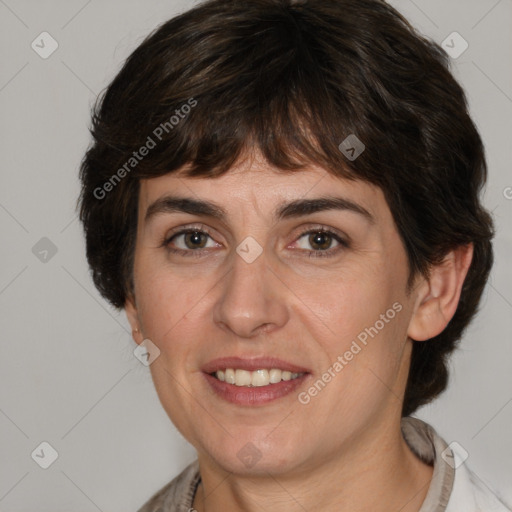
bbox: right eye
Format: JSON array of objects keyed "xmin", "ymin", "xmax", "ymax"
[{"xmin": 162, "ymin": 226, "xmax": 221, "ymax": 257}]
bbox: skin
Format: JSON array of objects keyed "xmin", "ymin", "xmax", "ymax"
[{"xmin": 126, "ymin": 149, "xmax": 473, "ymax": 512}]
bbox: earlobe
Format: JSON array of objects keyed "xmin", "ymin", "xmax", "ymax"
[
  {"xmin": 407, "ymin": 243, "xmax": 474, "ymax": 341},
  {"xmin": 125, "ymin": 294, "xmax": 143, "ymax": 345}
]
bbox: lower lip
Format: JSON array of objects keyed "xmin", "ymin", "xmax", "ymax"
[{"xmin": 204, "ymin": 373, "xmax": 309, "ymax": 406}]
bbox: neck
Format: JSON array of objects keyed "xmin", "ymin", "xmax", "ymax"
[{"xmin": 192, "ymin": 418, "xmax": 433, "ymax": 512}]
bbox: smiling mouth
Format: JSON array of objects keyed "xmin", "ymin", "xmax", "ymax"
[{"xmin": 210, "ymin": 368, "xmax": 305, "ymax": 387}]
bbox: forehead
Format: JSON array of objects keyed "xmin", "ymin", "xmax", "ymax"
[{"xmin": 138, "ymin": 155, "xmax": 388, "ymax": 222}]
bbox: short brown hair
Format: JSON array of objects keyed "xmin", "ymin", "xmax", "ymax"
[{"xmin": 78, "ymin": 0, "xmax": 494, "ymax": 416}]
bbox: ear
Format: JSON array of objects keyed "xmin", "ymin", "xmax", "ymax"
[
  {"xmin": 407, "ymin": 243, "xmax": 474, "ymax": 341},
  {"xmin": 125, "ymin": 294, "xmax": 144, "ymax": 345}
]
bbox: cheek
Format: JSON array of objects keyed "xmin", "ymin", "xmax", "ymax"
[
  {"xmin": 302, "ymin": 265, "xmax": 409, "ymax": 394},
  {"xmin": 304, "ymin": 264, "xmax": 399, "ymax": 342},
  {"xmin": 134, "ymin": 270, "xmax": 207, "ymax": 433},
  {"xmin": 136, "ymin": 265, "xmax": 201, "ymax": 341}
]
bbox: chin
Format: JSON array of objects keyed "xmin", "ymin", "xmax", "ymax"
[{"xmin": 196, "ymin": 433, "xmax": 305, "ymax": 476}]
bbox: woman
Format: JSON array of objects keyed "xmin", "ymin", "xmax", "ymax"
[{"xmin": 78, "ymin": 0, "xmax": 510, "ymax": 510}]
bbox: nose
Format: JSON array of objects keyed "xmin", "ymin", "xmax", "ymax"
[{"xmin": 212, "ymin": 245, "xmax": 289, "ymax": 339}]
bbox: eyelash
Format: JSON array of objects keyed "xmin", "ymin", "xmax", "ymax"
[{"xmin": 160, "ymin": 224, "xmax": 349, "ymax": 259}]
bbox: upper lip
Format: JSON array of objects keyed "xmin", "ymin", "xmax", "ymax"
[{"xmin": 202, "ymin": 356, "xmax": 311, "ymax": 374}]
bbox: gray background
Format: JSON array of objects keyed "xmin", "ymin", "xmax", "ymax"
[{"xmin": 0, "ymin": 0, "xmax": 511, "ymax": 510}]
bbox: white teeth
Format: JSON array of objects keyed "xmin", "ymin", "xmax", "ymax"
[
  {"xmin": 225, "ymin": 368, "xmax": 236, "ymax": 384},
  {"xmin": 269, "ymin": 368, "xmax": 282, "ymax": 383},
  {"xmin": 235, "ymin": 369, "xmax": 252, "ymax": 386},
  {"xmin": 213, "ymin": 368, "xmax": 304, "ymax": 387},
  {"xmin": 251, "ymin": 369, "xmax": 269, "ymax": 387}
]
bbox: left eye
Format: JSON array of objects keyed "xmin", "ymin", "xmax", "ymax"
[{"xmin": 295, "ymin": 230, "xmax": 343, "ymax": 252}]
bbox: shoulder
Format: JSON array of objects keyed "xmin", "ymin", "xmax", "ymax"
[
  {"xmin": 401, "ymin": 417, "xmax": 511, "ymax": 511},
  {"xmin": 447, "ymin": 454, "xmax": 511, "ymax": 511},
  {"xmin": 136, "ymin": 460, "xmax": 200, "ymax": 512}
]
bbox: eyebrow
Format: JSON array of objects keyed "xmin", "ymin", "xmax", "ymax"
[{"xmin": 144, "ymin": 194, "xmax": 374, "ymax": 224}]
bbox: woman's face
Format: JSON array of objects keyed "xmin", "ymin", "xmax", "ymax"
[{"xmin": 126, "ymin": 152, "xmax": 422, "ymax": 476}]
